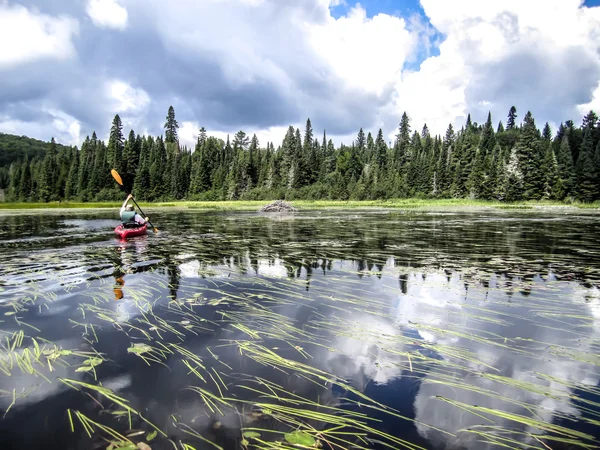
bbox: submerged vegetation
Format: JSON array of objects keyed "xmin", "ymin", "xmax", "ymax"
[
  {"xmin": 1, "ymin": 106, "xmax": 600, "ymax": 205},
  {"xmin": 1, "ymin": 209, "xmax": 600, "ymax": 449}
]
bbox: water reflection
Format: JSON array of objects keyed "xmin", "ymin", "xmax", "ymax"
[
  {"xmin": 0, "ymin": 209, "xmax": 600, "ymax": 450},
  {"xmin": 112, "ymin": 237, "xmax": 150, "ymax": 301}
]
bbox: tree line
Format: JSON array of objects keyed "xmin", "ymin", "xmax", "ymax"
[{"xmin": 2, "ymin": 105, "xmax": 600, "ymax": 203}]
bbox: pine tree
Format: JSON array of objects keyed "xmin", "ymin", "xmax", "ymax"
[
  {"xmin": 294, "ymin": 128, "xmax": 303, "ymax": 187},
  {"xmin": 164, "ymin": 106, "xmax": 179, "ymax": 143},
  {"xmin": 394, "ymin": 112, "xmax": 411, "ymax": 171},
  {"xmin": 541, "ymin": 147, "xmax": 561, "ymax": 200},
  {"xmin": 64, "ymin": 151, "xmax": 79, "ymax": 200},
  {"xmin": 123, "ymin": 130, "xmax": 140, "ymax": 192},
  {"xmin": 582, "ymin": 110, "xmax": 598, "ymax": 130},
  {"xmin": 133, "ymin": 138, "xmax": 152, "ymax": 200},
  {"xmin": 555, "ymin": 135, "xmax": 575, "ymax": 197},
  {"xmin": 198, "ymin": 127, "xmax": 207, "ymax": 146},
  {"xmin": 542, "ymin": 122, "xmax": 552, "ymax": 142},
  {"xmin": 576, "ymin": 126, "xmax": 598, "ymax": 201},
  {"xmin": 516, "ymin": 111, "xmax": 544, "ymax": 199},
  {"xmin": 504, "ymin": 148, "xmax": 524, "ymax": 201},
  {"xmin": 18, "ymin": 156, "xmax": 32, "ymax": 200},
  {"xmin": 466, "ymin": 148, "xmax": 485, "ymax": 198},
  {"xmin": 356, "ymin": 128, "xmax": 366, "ymax": 154},
  {"xmin": 77, "ymin": 134, "xmax": 94, "ymax": 199},
  {"xmin": 479, "ymin": 111, "xmax": 496, "ymax": 154},
  {"xmin": 302, "ymin": 119, "xmax": 315, "ymax": 185},
  {"xmin": 366, "ymin": 132, "xmax": 374, "ymax": 162},
  {"xmin": 249, "ymin": 134, "xmax": 259, "ymax": 186},
  {"xmin": 506, "ymin": 106, "xmax": 517, "ymax": 130},
  {"xmin": 89, "ymin": 140, "xmax": 110, "ymax": 199},
  {"xmin": 564, "ymin": 120, "xmax": 583, "ymax": 164},
  {"xmin": 233, "ymin": 130, "xmax": 250, "ymax": 150},
  {"xmin": 107, "ymin": 114, "xmax": 124, "ymax": 173},
  {"xmin": 150, "ymin": 136, "xmax": 167, "ymax": 199},
  {"xmin": 375, "ymin": 129, "xmax": 387, "ymax": 169},
  {"xmin": 39, "ymin": 137, "xmax": 58, "ymax": 202},
  {"xmin": 280, "ymin": 126, "xmax": 297, "ymax": 189}
]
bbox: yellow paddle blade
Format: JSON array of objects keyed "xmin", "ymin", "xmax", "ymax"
[{"xmin": 111, "ymin": 169, "xmax": 123, "ymax": 186}]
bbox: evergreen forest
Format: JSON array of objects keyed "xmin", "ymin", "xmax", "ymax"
[{"xmin": 1, "ymin": 105, "xmax": 600, "ymax": 203}]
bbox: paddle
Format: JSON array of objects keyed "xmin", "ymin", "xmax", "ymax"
[{"xmin": 111, "ymin": 169, "xmax": 158, "ymax": 233}]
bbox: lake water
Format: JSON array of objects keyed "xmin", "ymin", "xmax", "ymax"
[{"xmin": 1, "ymin": 208, "xmax": 600, "ymax": 450}]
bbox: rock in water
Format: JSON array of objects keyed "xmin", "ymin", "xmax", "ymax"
[{"xmin": 259, "ymin": 200, "xmax": 298, "ymax": 212}]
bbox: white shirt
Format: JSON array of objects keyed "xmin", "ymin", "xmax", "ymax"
[{"xmin": 120, "ymin": 198, "xmax": 146, "ymax": 225}]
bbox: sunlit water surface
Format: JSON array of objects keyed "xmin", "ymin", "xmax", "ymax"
[{"xmin": 1, "ymin": 208, "xmax": 600, "ymax": 450}]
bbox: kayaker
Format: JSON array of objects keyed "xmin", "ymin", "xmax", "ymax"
[{"xmin": 120, "ymin": 194, "xmax": 149, "ymax": 228}]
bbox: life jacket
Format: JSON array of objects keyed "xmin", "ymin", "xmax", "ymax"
[{"xmin": 121, "ymin": 210, "xmax": 138, "ymax": 227}]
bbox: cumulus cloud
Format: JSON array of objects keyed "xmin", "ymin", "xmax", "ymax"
[
  {"xmin": 0, "ymin": 108, "xmax": 82, "ymax": 146},
  {"xmin": 105, "ymin": 80, "xmax": 150, "ymax": 114},
  {"xmin": 1, "ymin": 0, "xmax": 599, "ymax": 149},
  {"xmin": 0, "ymin": 3, "xmax": 79, "ymax": 70},
  {"xmin": 86, "ymin": 0, "xmax": 128, "ymax": 29},
  {"xmin": 388, "ymin": 0, "xmax": 600, "ymax": 140},
  {"xmin": 578, "ymin": 83, "xmax": 600, "ymax": 116},
  {"xmin": 306, "ymin": 4, "xmax": 415, "ymax": 97}
]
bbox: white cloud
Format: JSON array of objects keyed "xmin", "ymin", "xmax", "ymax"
[
  {"xmin": 4, "ymin": 0, "xmax": 600, "ymax": 148},
  {"xmin": 306, "ymin": 4, "xmax": 415, "ymax": 96},
  {"xmin": 101, "ymin": 79, "xmax": 151, "ymax": 138},
  {"xmin": 389, "ymin": 47, "xmax": 468, "ymax": 140},
  {"xmin": 577, "ymin": 82, "xmax": 600, "ymax": 116},
  {"xmin": 48, "ymin": 108, "xmax": 82, "ymax": 146},
  {"xmin": 86, "ymin": 0, "xmax": 128, "ymax": 29},
  {"xmin": 105, "ymin": 79, "xmax": 151, "ymax": 114},
  {"xmin": 0, "ymin": 108, "xmax": 82, "ymax": 146},
  {"xmin": 387, "ymin": 0, "xmax": 600, "ymax": 139},
  {"xmin": 0, "ymin": 3, "xmax": 79, "ymax": 70},
  {"xmin": 178, "ymin": 121, "xmax": 200, "ymax": 149},
  {"xmin": 122, "ymin": 0, "xmax": 418, "ymax": 134}
]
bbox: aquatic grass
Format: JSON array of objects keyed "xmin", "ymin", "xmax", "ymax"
[
  {"xmin": 235, "ymin": 341, "xmax": 396, "ymax": 412},
  {"xmin": 126, "ymin": 342, "xmax": 170, "ymax": 367},
  {"xmin": 235, "ymin": 400, "xmax": 427, "ymax": 450},
  {"xmin": 174, "ymin": 423, "xmax": 224, "ymax": 450},
  {"xmin": 185, "ymin": 386, "xmax": 234, "ymax": 416},
  {"xmin": 60, "ymin": 378, "xmax": 166, "ymax": 438},
  {"xmin": 0, "ymin": 331, "xmax": 97, "ymax": 379},
  {"xmin": 436, "ymin": 397, "xmax": 599, "ymax": 444},
  {"xmin": 68, "ymin": 409, "xmax": 134, "ymax": 446}
]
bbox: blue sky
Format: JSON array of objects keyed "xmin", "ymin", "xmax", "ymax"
[{"xmin": 330, "ymin": 0, "xmax": 422, "ymax": 19}]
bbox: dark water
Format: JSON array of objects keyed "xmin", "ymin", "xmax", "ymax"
[{"xmin": 1, "ymin": 208, "xmax": 600, "ymax": 450}]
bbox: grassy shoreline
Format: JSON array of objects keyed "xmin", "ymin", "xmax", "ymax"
[{"xmin": 0, "ymin": 198, "xmax": 598, "ymax": 211}]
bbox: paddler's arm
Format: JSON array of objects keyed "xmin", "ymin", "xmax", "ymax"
[
  {"xmin": 134, "ymin": 213, "xmax": 148, "ymax": 225},
  {"xmin": 120, "ymin": 194, "xmax": 133, "ymax": 215}
]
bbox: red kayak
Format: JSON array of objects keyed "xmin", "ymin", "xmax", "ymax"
[{"xmin": 114, "ymin": 223, "xmax": 148, "ymax": 239}]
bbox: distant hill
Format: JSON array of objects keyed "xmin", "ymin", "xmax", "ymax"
[{"xmin": 0, "ymin": 132, "xmax": 72, "ymax": 167}]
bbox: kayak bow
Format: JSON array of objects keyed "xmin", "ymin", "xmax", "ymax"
[{"xmin": 114, "ymin": 223, "xmax": 148, "ymax": 239}]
